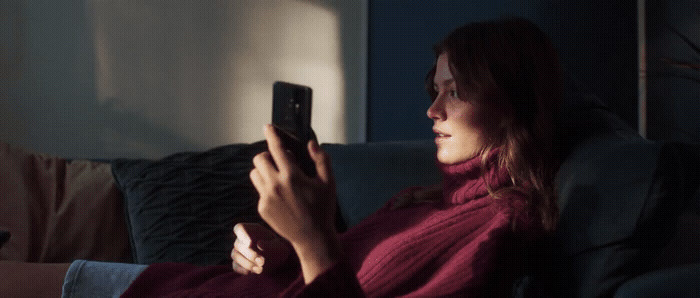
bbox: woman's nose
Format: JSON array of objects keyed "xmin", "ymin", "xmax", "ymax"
[{"xmin": 427, "ymin": 97, "xmax": 444, "ymax": 120}]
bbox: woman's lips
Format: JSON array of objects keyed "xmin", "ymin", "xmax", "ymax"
[
  {"xmin": 434, "ymin": 132, "xmax": 451, "ymax": 143},
  {"xmin": 433, "ymin": 128, "xmax": 450, "ymax": 143}
]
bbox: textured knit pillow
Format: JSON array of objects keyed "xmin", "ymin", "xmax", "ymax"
[{"xmin": 112, "ymin": 141, "xmax": 267, "ymax": 265}]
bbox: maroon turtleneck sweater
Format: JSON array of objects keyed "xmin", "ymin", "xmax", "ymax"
[{"xmin": 122, "ymin": 151, "xmax": 541, "ymax": 297}]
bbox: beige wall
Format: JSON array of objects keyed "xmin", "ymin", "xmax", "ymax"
[{"xmin": 1, "ymin": 0, "xmax": 366, "ymax": 159}]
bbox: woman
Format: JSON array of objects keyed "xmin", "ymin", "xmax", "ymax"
[
  {"xmin": 1, "ymin": 17, "xmax": 562, "ymax": 297},
  {"xmin": 119, "ymin": 17, "xmax": 562, "ymax": 297}
]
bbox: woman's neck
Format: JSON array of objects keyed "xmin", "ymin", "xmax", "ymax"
[{"xmin": 439, "ymin": 149, "xmax": 510, "ymax": 205}]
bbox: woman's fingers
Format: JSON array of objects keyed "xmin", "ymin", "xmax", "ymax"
[
  {"xmin": 233, "ymin": 227, "xmax": 263, "ymax": 263},
  {"xmin": 231, "ymin": 249, "xmax": 262, "ymax": 274},
  {"xmin": 263, "ymin": 124, "xmax": 293, "ymax": 174},
  {"xmin": 233, "ymin": 239, "xmax": 257, "ymax": 263},
  {"xmin": 233, "ymin": 224, "xmax": 253, "ymax": 247},
  {"xmin": 252, "ymin": 152, "xmax": 277, "ymax": 181},
  {"xmin": 307, "ymin": 139, "xmax": 334, "ymax": 185},
  {"xmin": 249, "ymin": 168, "xmax": 264, "ymax": 193},
  {"xmin": 232, "ymin": 238, "xmax": 263, "ymax": 274},
  {"xmin": 232, "ymin": 223, "xmax": 272, "ymax": 275}
]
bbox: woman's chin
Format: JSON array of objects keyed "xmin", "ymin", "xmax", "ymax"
[
  {"xmin": 436, "ymin": 148, "xmax": 478, "ymax": 165},
  {"xmin": 436, "ymin": 151, "xmax": 458, "ymax": 165}
]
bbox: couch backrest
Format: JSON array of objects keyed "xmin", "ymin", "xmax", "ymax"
[
  {"xmin": 549, "ymin": 89, "xmax": 700, "ymax": 296},
  {"xmin": 323, "ymin": 140, "xmax": 442, "ymax": 228}
]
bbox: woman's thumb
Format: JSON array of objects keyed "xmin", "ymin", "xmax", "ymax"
[{"xmin": 308, "ymin": 140, "xmax": 333, "ymax": 183}]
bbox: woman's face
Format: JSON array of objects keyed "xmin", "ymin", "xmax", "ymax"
[{"xmin": 427, "ymin": 53, "xmax": 487, "ymax": 164}]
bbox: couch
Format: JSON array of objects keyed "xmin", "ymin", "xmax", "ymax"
[{"xmin": 1, "ymin": 94, "xmax": 698, "ymax": 297}]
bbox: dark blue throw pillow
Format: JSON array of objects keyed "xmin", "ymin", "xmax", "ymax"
[{"xmin": 112, "ymin": 141, "xmax": 267, "ymax": 265}]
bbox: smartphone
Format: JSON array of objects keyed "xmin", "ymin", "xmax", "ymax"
[{"xmin": 271, "ymin": 81, "xmax": 316, "ymax": 177}]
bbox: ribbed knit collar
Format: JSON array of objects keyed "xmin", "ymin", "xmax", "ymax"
[{"xmin": 438, "ymin": 148, "xmax": 511, "ymax": 205}]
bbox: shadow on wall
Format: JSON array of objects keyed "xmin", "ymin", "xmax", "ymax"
[
  {"xmin": 97, "ymin": 98, "xmax": 203, "ymax": 159},
  {"xmin": 0, "ymin": 97, "xmax": 200, "ymax": 159}
]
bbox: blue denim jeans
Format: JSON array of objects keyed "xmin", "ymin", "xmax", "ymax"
[{"xmin": 61, "ymin": 260, "xmax": 148, "ymax": 298}]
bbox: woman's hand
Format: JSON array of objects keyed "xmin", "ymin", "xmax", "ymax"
[
  {"xmin": 231, "ymin": 223, "xmax": 292, "ymax": 275},
  {"xmin": 249, "ymin": 124, "xmax": 341, "ymax": 283}
]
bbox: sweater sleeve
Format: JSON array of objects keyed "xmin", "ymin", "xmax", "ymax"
[{"xmin": 280, "ymin": 261, "xmax": 364, "ymax": 297}]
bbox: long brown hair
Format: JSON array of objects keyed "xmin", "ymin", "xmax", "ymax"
[{"xmin": 426, "ymin": 18, "xmax": 562, "ymax": 231}]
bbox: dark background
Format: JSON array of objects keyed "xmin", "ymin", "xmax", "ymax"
[
  {"xmin": 2, "ymin": 0, "xmax": 698, "ymax": 147},
  {"xmin": 367, "ymin": 0, "xmax": 641, "ymax": 141},
  {"xmin": 645, "ymin": 0, "xmax": 700, "ymax": 143}
]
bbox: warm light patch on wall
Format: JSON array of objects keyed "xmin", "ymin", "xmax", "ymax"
[
  {"xmin": 89, "ymin": 1, "xmax": 345, "ymax": 157},
  {"xmin": 225, "ymin": 1, "xmax": 345, "ymax": 144}
]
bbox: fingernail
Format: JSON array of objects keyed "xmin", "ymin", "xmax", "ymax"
[{"xmin": 255, "ymin": 256, "xmax": 265, "ymax": 267}]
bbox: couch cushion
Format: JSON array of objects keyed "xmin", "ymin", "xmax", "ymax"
[
  {"xmin": 614, "ymin": 263, "xmax": 700, "ymax": 297},
  {"xmin": 651, "ymin": 142, "xmax": 700, "ymax": 268},
  {"xmin": 0, "ymin": 142, "xmax": 130, "ymax": 263},
  {"xmin": 323, "ymin": 140, "xmax": 442, "ymax": 228},
  {"xmin": 112, "ymin": 141, "xmax": 267, "ymax": 265},
  {"xmin": 553, "ymin": 137, "xmax": 689, "ymax": 296}
]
